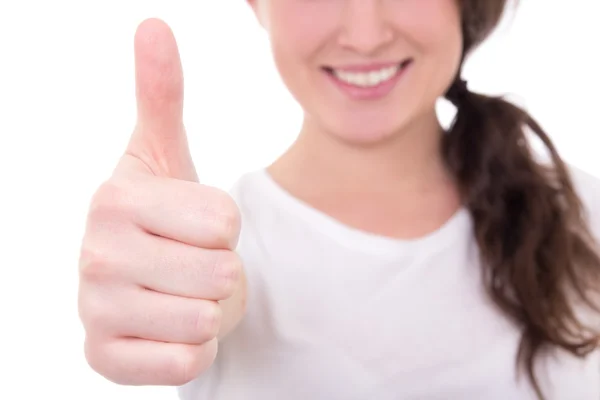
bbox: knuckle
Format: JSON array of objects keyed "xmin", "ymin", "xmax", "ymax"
[
  {"xmin": 213, "ymin": 251, "xmax": 242, "ymax": 298},
  {"xmin": 79, "ymin": 291, "xmax": 112, "ymax": 333},
  {"xmin": 193, "ymin": 302, "xmax": 222, "ymax": 340},
  {"xmin": 80, "ymin": 182, "xmax": 133, "ymax": 285},
  {"xmin": 88, "ymin": 180, "xmax": 134, "ymax": 222},
  {"xmin": 84, "ymin": 339, "xmax": 132, "ymax": 386},
  {"xmin": 83, "ymin": 338, "xmax": 107, "ymax": 375},
  {"xmin": 166, "ymin": 348, "xmax": 203, "ymax": 386},
  {"xmin": 212, "ymin": 190, "xmax": 241, "ymax": 245},
  {"xmin": 79, "ymin": 244, "xmax": 114, "ymax": 283},
  {"xmin": 179, "ymin": 351, "xmax": 202, "ymax": 385}
]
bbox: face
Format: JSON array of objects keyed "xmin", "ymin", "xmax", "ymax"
[{"xmin": 248, "ymin": 0, "xmax": 464, "ymax": 145}]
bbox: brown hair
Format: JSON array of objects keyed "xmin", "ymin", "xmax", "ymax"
[{"xmin": 443, "ymin": 1, "xmax": 600, "ymax": 398}]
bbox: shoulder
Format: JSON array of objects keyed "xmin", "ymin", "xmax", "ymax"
[
  {"xmin": 226, "ymin": 168, "xmax": 269, "ymax": 212},
  {"xmin": 568, "ymin": 163, "xmax": 600, "ymax": 239},
  {"xmin": 569, "ymin": 163, "xmax": 600, "ymax": 203},
  {"xmin": 225, "ymin": 168, "xmax": 278, "ymax": 249}
]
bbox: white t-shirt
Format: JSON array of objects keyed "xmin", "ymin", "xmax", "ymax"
[{"xmin": 179, "ymin": 166, "xmax": 600, "ymax": 400}]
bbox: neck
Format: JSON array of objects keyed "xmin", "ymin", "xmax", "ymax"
[{"xmin": 269, "ymin": 110, "xmax": 453, "ymax": 196}]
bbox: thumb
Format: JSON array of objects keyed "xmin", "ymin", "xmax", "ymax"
[{"xmin": 126, "ymin": 18, "xmax": 198, "ymax": 182}]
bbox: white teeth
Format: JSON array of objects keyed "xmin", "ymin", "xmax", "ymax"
[{"xmin": 333, "ymin": 65, "xmax": 400, "ymax": 87}]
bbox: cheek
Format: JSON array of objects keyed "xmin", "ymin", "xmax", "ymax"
[
  {"xmin": 267, "ymin": 4, "xmax": 337, "ymax": 101},
  {"xmin": 402, "ymin": 0, "xmax": 463, "ymax": 64},
  {"xmin": 393, "ymin": 0, "xmax": 463, "ymax": 101},
  {"xmin": 267, "ymin": 1, "xmax": 338, "ymax": 65}
]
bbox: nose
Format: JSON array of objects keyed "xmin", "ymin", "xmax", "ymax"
[{"xmin": 338, "ymin": 0, "xmax": 394, "ymax": 56}]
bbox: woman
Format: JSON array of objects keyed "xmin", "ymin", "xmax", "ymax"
[{"xmin": 78, "ymin": 1, "xmax": 600, "ymax": 399}]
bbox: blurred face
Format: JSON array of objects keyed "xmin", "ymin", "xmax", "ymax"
[{"xmin": 248, "ymin": 0, "xmax": 464, "ymax": 145}]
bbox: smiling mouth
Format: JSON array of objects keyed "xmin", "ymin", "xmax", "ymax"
[{"xmin": 322, "ymin": 59, "xmax": 413, "ymax": 88}]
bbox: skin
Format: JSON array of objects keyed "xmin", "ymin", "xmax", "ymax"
[
  {"xmin": 78, "ymin": 20, "xmax": 246, "ymax": 385},
  {"xmin": 78, "ymin": 0, "xmax": 467, "ymax": 387},
  {"xmin": 250, "ymin": 0, "xmax": 465, "ymax": 239}
]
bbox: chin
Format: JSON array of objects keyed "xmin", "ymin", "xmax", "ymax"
[
  {"xmin": 327, "ymin": 121, "xmax": 401, "ymax": 146},
  {"xmin": 318, "ymin": 109, "xmax": 411, "ymax": 146}
]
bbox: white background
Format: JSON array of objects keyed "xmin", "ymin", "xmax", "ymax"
[{"xmin": 0, "ymin": 1, "xmax": 598, "ymax": 399}]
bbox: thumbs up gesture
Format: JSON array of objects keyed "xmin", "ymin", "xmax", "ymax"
[{"xmin": 78, "ymin": 19, "xmax": 246, "ymax": 386}]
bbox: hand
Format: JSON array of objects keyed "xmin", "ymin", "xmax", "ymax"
[{"xmin": 77, "ymin": 18, "xmax": 246, "ymax": 386}]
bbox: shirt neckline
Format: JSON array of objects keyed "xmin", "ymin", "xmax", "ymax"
[{"xmin": 250, "ymin": 168, "xmax": 472, "ymax": 258}]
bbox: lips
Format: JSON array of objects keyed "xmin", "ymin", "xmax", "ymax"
[{"xmin": 321, "ymin": 59, "xmax": 413, "ymax": 101}]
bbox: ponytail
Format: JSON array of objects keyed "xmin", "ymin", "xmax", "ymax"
[{"xmin": 442, "ymin": 77, "xmax": 600, "ymax": 399}]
